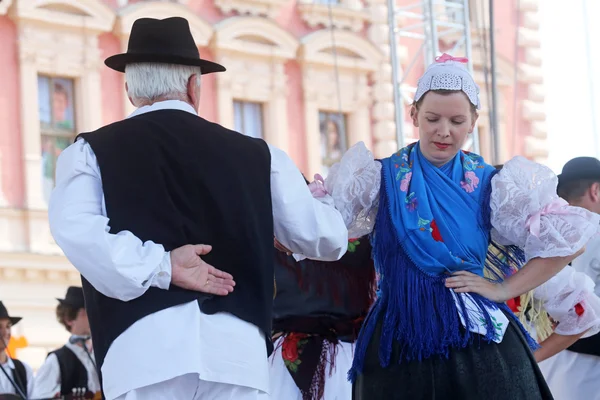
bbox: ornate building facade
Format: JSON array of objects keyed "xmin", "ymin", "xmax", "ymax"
[{"xmin": 0, "ymin": 0, "xmax": 545, "ymax": 368}]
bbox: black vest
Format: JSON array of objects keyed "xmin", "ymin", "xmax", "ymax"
[
  {"xmin": 49, "ymin": 346, "xmax": 89, "ymax": 395},
  {"xmin": 8, "ymin": 358, "xmax": 27, "ymax": 396},
  {"xmin": 77, "ymin": 109, "xmax": 274, "ymax": 373}
]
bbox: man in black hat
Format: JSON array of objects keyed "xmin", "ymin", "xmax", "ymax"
[
  {"xmin": 538, "ymin": 156, "xmax": 600, "ymax": 400},
  {"xmin": 32, "ymin": 286, "xmax": 100, "ymax": 399},
  {"xmin": 0, "ymin": 301, "xmax": 34, "ymax": 397},
  {"xmin": 48, "ymin": 16, "xmax": 348, "ymax": 400}
]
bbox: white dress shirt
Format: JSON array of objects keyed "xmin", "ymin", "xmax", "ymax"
[
  {"xmin": 572, "ymin": 235, "xmax": 600, "ymax": 296},
  {"xmin": 49, "ymin": 100, "xmax": 348, "ymax": 400},
  {"xmin": 0, "ymin": 357, "xmax": 34, "ymax": 398},
  {"xmin": 31, "ymin": 338, "xmax": 100, "ymax": 399}
]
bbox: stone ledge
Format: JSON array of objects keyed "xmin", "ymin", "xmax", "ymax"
[
  {"xmin": 522, "ymin": 99, "xmax": 546, "ymax": 122},
  {"xmin": 518, "ymin": 63, "xmax": 543, "ymax": 84},
  {"xmin": 518, "ymin": 27, "xmax": 541, "ymax": 48}
]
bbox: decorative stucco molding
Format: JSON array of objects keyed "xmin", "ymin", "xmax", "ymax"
[
  {"xmin": 117, "ymin": 0, "xmax": 188, "ymax": 7},
  {"xmin": 115, "ymin": 2, "xmax": 212, "ymax": 46},
  {"xmin": 10, "ymin": 0, "xmax": 115, "ymax": 32},
  {"xmin": 299, "ymin": 28, "xmax": 382, "ymax": 176},
  {"xmin": 214, "ymin": 0, "xmax": 287, "ymax": 19},
  {"xmin": 212, "ymin": 16, "xmax": 299, "ymax": 153},
  {"xmin": 298, "ymin": 0, "xmax": 369, "ymax": 33},
  {"xmin": 0, "ymin": 250, "xmax": 79, "ymax": 283}
]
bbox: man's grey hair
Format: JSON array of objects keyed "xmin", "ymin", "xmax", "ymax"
[{"xmin": 125, "ymin": 63, "xmax": 202, "ymax": 106}]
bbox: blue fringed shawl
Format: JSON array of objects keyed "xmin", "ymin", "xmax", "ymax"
[{"xmin": 348, "ymin": 143, "xmax": 539, "ymax": 382}]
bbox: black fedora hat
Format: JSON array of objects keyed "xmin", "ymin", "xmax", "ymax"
[
  {"xmin": 105, "ymin": 17, "xmax": 225, "ymax": 74},
  {"xmin": 557, "ymin": 157, "xmax": 600, "ymax": 192},
  {"xmin": 0, "ymin": 302, "xmax": 21, "ymax": 326},
  {"xmin": 57, "ymin": 286, "xmax": 85, "ymax": 310}
]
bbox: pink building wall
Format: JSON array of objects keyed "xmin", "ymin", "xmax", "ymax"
[
  {"xmin": 0, "ymin": 16, "xmax": 24, "ymax": 208},
  {"xmin": 0, "ymin": 0, "xmax": 540, "ymax": 208}
]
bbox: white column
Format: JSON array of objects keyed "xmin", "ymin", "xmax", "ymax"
[
  {"xmin": 264, "ymin": 64, "xmax": 289, "ymax": 152},
  {"xmin": 18, "ymin": 52, "xmax": 45, "ymax": 210},
  {"xmin": 367, "ymin": 0, "xmax": 401, "ymax": 158},
  {"xmin": 303, "ymin": 78, "xmax": 322, "ymax": 178},
  {"xmin": 121, "ymin": 37, "xmax": 136, "ymax": 117},
  {"xmin": 348, "ymin": 104, "xmax": 372, "ymax": 148}
]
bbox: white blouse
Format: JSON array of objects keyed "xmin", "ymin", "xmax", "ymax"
[{"xmin": 321, "ymin": 141, "xmax": 600, "ymax": 341}]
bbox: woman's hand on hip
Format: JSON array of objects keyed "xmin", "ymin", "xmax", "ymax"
[{"xmin": 445, "ymin": 271, "xmax": 509, "ymax": 303}]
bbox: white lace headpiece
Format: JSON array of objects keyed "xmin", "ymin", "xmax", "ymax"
[{"xmin": 413, "ymin": 54, "xmax": 481, "ymax": 109}]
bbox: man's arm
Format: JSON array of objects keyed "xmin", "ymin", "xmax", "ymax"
[
  {"xmin": 49, "ymin": 141, "xmax": 235, "ymax": 301},
  {"xmin": 269, "ymin": 145, "xmax": 348, "ymax": 261},
  {"xmin": 30, "ymin": 354, "xmax": 60, "ymax": 399},
  {"xmin": 24, "ymin": 362, "xmax": 35, "ymax": 399},
  {"xmin": 49, "ymin": 140, "xmax": 172, "ymax": 302}
]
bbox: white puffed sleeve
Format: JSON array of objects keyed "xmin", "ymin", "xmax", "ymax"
[
  {"xmin": 533, "ymin": 265, "xmax": 600, "ymax": 337},
  {"xmin": 322, "ymin": 142, "xmax": 382, "ymax": 239},
  {"xmin": 490, "ymin": 156, "xmax": 600, "ymax": 262}
]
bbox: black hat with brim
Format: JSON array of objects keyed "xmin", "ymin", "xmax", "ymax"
[
  {"xmin": 56, "ymin": 286, "xmax": 85, "ymax": 310},
  {"xmin": 0, "ymin": 302, "xmax": 21, "ymax": 326},
  {"xmin": 104, "ymin": 17, "xmax": 226, "ymax": 74}
]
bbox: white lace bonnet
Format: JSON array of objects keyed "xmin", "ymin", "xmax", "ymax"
[{"xmin": 413, "ymin": 53, "xmax": 481, "ymax": 109}]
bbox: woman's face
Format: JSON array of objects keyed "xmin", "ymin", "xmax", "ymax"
[{"xmin": 412, "ymin": 91, "xmax": 477, "ymax": 167}]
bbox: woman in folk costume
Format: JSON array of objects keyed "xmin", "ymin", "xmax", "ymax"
[
  {"xmin": 315, "ymin": 54, "xmax": 600, "ymax": 399},
  {"xmin": 269, "ymin": 178, "xmax": 376, "ymax": 400}
]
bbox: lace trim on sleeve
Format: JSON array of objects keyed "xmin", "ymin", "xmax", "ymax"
[
  {"xmin": 490, "ymin": 156, "xmax": 600, "ymax": 261},
  {"xmin": 534, "ymin": 265, "xmax": 600, "ymax": 337},
  {"xmin": 323, "ymin": 142, "xmax": 381, "ymax": 239}
]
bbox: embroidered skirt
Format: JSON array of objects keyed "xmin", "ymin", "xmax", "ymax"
[{"xmin": 352, "ymin": 313, "xmax": 553, "ymax": 400}]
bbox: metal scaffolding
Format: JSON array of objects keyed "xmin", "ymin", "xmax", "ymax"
[{"xmin": 387, "ymin": 0, "xmax": 480, "ymax": 153}]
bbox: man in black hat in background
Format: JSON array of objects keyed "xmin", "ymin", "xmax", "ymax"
[
  {"xmin": 48, "ymin": 17, "xmax": 348, "ymax": 400},
  {"xmin": 0, "ymin": 301, "xmax": 34, "ymax": 397},
  {"xmin": 32, "ymin": 286, "xmax": 100, "ymax": 399},
  {"xmin": 538, "ymin": 156, "xmax": 600, "ymax": 400}
]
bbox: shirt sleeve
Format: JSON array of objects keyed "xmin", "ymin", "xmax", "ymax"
[
  {"xmin": 323, "ymin": 141, "xmax": 381, "ymax": 239},
  {"xmin": 489, "ymin": 156, "xmax": 600, "ymax": 262},
  {"xmin": 269, "ymin": 145, "xmax": 348, "ymax": 261},
  {"xmin": 533, "ymin": 265, "xmax": 600, "ymax": 338},
  {"xmin": 24, "ymin": 362, "xmax": 35, "ymax": 399},
  {"xmin": 48, "ymin": 139, "xmax": 172, "ymax": 302},
  {"xmin": 30, "ymin": 354, "xmax": 61, "ymax": 399}
]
